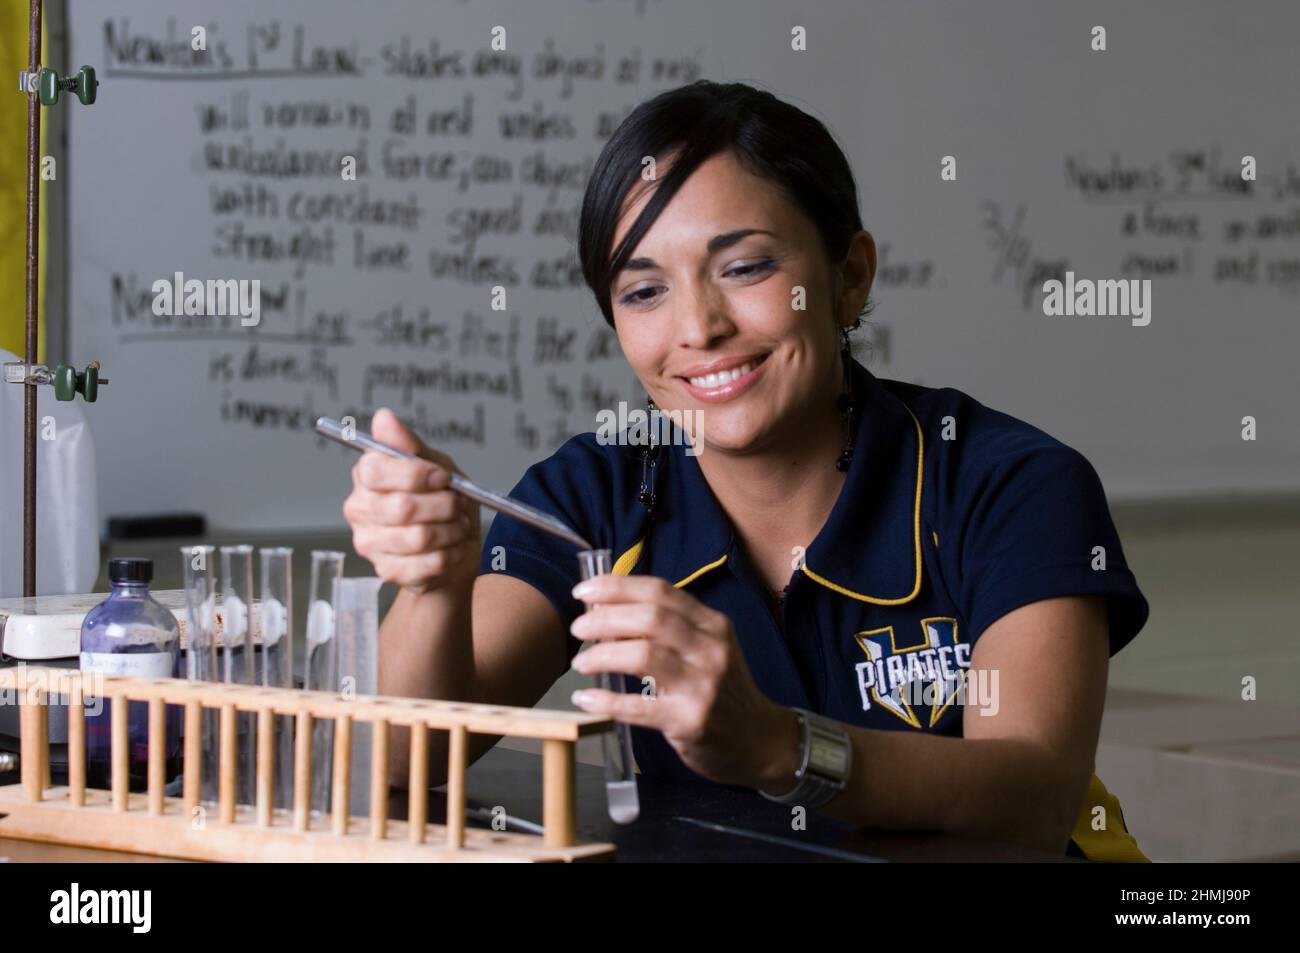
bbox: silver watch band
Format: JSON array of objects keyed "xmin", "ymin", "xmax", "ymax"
[{"xmin": 759, "ymin": 708, "xmax": 851, "ymax": 808}]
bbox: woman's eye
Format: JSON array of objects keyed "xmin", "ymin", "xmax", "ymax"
[
  {"xmin": 619, "ymin": 285, "xmax": 662, "ymax": 307},
  {"xmin": 725, "ymin": 259, "xmax": 776, "ymax": 279},
  {"xmin": 618, "ymin": 260, "xmax": 775, "ymax": 308}
]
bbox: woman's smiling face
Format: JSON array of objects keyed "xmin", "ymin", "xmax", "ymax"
[{"xmin": 609, "ymin": 149, "xmax": 873, "ymax": 456}]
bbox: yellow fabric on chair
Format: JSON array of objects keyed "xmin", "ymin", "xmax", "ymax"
[{"xmin": 1069, "ymin": 773, "xmax": 1149, "ymax": 862}]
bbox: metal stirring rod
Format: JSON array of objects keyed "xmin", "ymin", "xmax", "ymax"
[{"xmin": 314, "ymin": 417, "xmax": 593, "ymax": 551}]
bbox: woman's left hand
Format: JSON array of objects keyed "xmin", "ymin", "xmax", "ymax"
[{"xmin": 568, "ymin": 573, "xmax": 800, "ymax": 792}]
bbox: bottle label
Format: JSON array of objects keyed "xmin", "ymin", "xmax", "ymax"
[{"xmin": 79, "ymin": 651, "xmax": 175, "ymax": 678}]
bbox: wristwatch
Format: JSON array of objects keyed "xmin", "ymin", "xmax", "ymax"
[{"xmin": 759, "ymin": 707, "xmax": 852, "ymax": 808}]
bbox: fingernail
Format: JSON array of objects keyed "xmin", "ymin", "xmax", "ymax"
[
  {"xmin": 572, "ymin": 581, "xmax": 594, "ymax": 599},
  {"xmin": 427, "ymin": 470, "xmax": 443, "ymax": 489},
  {"xmin": 571, "ymin": 690, "xmax": 592, "ymax": 707}
]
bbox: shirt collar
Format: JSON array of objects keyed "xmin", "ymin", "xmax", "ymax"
[
  {"xmin": 636, "ymin": 430, "xmax": 735, "ymax": 588},
  {"xmin": 799, "ymin": 359, "xmax": 924, "ymax": 605},
  {"xmin": 639, "ymin": 358, "xmax": 924, "ymax": 605}
]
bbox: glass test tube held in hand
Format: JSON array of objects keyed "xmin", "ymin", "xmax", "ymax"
[
  {"xmin": 259, "ymin": 546, "xmax": 294, "ymax": 810},
  {"xmin": 180, "ymin": 545, "xmax": 220, "ymax": 803},
  {"xmin": 576, "ymin": 549, "xmax": 640, "ymax": 824},
  {"xmin": 305, "ymin": 550, "xmax": 345, "ymax": 816},
  {"xmin": 219, "ymin": 544, "xmax": 256, "ymax": 807}
]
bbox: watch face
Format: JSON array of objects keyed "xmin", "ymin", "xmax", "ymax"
[{"xmin": 809, "ymin": 737, "xmax": 849, "ymax": 778}]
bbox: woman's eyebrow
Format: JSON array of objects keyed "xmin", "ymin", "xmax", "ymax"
[{"xmin": 619, "ymin": 228, "xmax": 777, "ymax": 273}]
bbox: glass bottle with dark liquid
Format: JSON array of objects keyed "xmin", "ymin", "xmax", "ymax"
[{"xmin": 79, "ymin": 557, "xmax": 182, "ymax": 791}]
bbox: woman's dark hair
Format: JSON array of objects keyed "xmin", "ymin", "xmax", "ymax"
[{"xmin": 578, "ymin": 80, "xmax": 873, "ymax": 331}]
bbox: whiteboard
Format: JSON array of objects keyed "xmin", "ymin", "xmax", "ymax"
[{"xmin": 66, "ymin": 0, "xmax": 1300, "ymax": 532}]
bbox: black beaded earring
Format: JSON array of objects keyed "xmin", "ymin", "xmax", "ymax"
[
  {"xmin": 637, "ymin": 394, "xmax": 659, "ymax": 514},
  {"xmin": 835, "ymin": 329, "xmax": 856, "ymax": 473}
]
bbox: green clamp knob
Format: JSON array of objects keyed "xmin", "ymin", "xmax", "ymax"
[
  {"xmin": 51, "ymin": 364, "xmax": 76, "ymax": 400},
  {"xmin": 37, "ymin": 65, "xmax": 98, "ymax": 106},
  {"xmin": 51, "ymin": 362, "xmax": 106, "ymax": 402},
  {"xmin": 81, "ymin": 363, "xmax": 100, "ymax": 402}
]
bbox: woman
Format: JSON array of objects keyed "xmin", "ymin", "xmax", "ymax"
[{"xmin": 342, "ymin": 80, "xmax": 1150, "ymax": 860}]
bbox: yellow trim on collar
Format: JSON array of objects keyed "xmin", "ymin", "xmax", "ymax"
[
  {"xmin": 800, "ymin": 408, "xmax": 926, "ymax": 606},
  {"xmin": 611, "ymin": 539, "xmax": 644, "ymax": 576},
  {"xmin": 612, "ymin": 537, "xmax": 727, "ymax": 588},
  {"xmin": 674, "ymin": 554, "xmax": 728, "ymax": 588}
]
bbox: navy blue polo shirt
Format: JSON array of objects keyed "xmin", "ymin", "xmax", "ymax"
[{"xmin": 478, "ymin": 357, "xmax": 1149, "ymax": 782}]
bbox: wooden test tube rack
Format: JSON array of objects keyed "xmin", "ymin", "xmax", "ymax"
[{"xmin": 0, "ymin": 666, "xmax": 616, "ymax": 862}]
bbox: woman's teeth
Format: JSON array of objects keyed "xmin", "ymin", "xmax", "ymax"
[{"xmin": 688, "ymin": 361, "xmax": 756, "ymax": 389}]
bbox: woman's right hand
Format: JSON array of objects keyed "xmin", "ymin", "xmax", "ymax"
[{"xmin": 342, "ymin": 408, "xmax": 482, "ymax": 594}]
